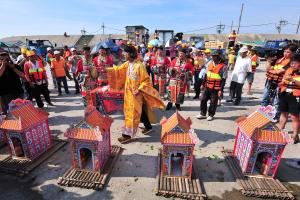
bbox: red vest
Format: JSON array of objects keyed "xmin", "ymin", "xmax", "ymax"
[
  {"xmin": 205, "ymin": 61, "xmax": 225, "ymax": 90},
  {"xmin": 266, "ymin": 57, "xmax": 290, "ymax": 83},
  {"xmin": 251, "ymin": 55, "xmax": 258, "ymax": 72},
  {"xmin": 280, "ymin": 68, "xmax": 300, "ymax": 96},
  {"xmin": 27, "ymin": 61, "xmax": 46, "ymax": 83}
]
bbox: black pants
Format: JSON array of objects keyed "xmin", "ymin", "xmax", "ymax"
[
  {"xmin": 200, "ymin": 89, "xmax": 219, "ymax": 117},
  {"xmin": 140, "ymin": 106, "xmax": 152, "ymax": 130},
  {"xmin": 194, "ymin": 74, "xmax": 203, "ymax": 98},
  {"xmin": 32, "ymin": 84, "xmax": 51, "ymax": 108},
  {"xmin": 24, "ymin": 81, "xmax": 33, "ymax": 101},
  {"xmin": 0, "ymin": 93, "xmax": 23, "ymax": 114},
  {"xmin": 73, "ymin": 73, "xmax": 80, "ymax": 92},
  {"xmin": 229, "ymin": 81, "xmax": 243, "ymax": 104},
  {"xmin": 56, "ymin": 76, "xmax": 69, "ymax": 94}
]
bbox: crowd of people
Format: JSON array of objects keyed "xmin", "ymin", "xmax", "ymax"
[{"xmin": 1, "ymin": 35, "xmax": 300, "ymax": 168}]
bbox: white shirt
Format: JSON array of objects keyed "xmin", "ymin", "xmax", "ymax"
[{"xmin": 231, "ymin": 56, "xmax": 252, "ymax": 84}]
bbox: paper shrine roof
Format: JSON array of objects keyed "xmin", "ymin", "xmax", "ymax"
[
  {"xmin": 160, "ymin": 112, "xmax": 192, "ymax": 136},
  {"xmin": 160, "ymin": 112, "xmax": 195, "ymax": 145},
  {"xmin": 161, "ymin": 132, "xmax": 194, "ymax": 145},
  {"xmin": 236, "ymin": 107, "xmax": 287, "ymax": 144},
  {"xmin": 67, "ymin": 106, "xmax": 113, "ymax": 141},
  {"xmin": 0, "ymin": 99, "xmax": 48, "ymax": 131}
]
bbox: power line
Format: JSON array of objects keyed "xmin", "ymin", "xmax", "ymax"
[{"xmin": 183, "ymin": 25, "xmax": 217, "ymax": 33}]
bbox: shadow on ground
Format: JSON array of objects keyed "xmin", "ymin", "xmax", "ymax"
[{"xmin": 194, "ymin": 129, "xmax": 235, "ymax": 148}]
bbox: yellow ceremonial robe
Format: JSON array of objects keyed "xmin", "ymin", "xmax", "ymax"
[{"xmin": 107, "ymin": 60, "xmax": 165, "ymax": 136}]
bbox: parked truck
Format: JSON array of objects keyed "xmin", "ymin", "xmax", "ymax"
[{"xmin": 26, "ymin": 39, "xmax": 54, "ymax": 57}]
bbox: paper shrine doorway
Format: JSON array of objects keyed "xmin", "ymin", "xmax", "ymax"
[
  {"xmin": 254, "ymin": 152, "xmax": 272, "ymax": 176},
  {"xmin": 79, "ymin": 147, "xmax": 93, "ymax": 170},
  {"xmin": 11, "ymin": 137, "xmax": 25, "ymax": 157},
  {"xmin": 170, "ymin": 152, "xmax": 184, "ymax": 176}
]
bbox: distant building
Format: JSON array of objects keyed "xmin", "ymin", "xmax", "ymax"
[
  {"xmin": 125, "ymin": 25, "xmax": 149, "ymax": 43},
  {"xmin": 155, "ymin": 30, "xmax": 174, "ymax": 45}
]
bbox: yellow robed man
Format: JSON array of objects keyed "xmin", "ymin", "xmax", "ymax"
[{"xmin": 107, "ymin": 45, "xmax": 165, "ymax": 144}]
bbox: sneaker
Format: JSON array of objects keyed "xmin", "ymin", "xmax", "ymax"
[
  {"xmin": 196, "ymin": 114, "xmax": 206, "ymax": 119},
  {"xmin": 207, "ymin": 116, "xmax": 213, "ymax": 121},
  {"xmin": 226, "ymin": 99, "xmax": 233, "ymax": 103},
  {"xmin": 286, "ymin": 159, "xmax": 300, "ymax": 169},
  {"xmin": 193, "ymin": 96, "xmax": 199, "ymax": 99}
]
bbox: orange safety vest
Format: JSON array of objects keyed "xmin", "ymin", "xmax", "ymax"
[
  {"xmin": 251, "ymin": 55, "xmax": 258, "ymax": 72},
  {"xmin": 205, "ymin": 61, "xmax": 225, "ymax": 90},
  {"xmin": 27, "ymin": 61, "xmax": 46, "ymax": 83},
  {"xmin": 280, "ymin": 68, "xmax": 300, "ymax": 96},
  {"xmin": 266, "ymin": 57, "xmax": 290, "ymax": 83}
]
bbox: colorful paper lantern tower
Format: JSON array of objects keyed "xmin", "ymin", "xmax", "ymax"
[
  {"xmin": 160, "ymin": 112, "xmax": 196, "ymax": 178},
  {"xmin": 65, "ymin": 106, "xmax": 113, "ymax": 172},
  {"xmin": 0, "ymin": 99, "xmax": 52, "ymax": 160},
  {"xmin": 233, "ymin": 106, "xmax": 288, "ymax": 177}
]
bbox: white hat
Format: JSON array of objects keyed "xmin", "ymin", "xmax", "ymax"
[
  {"xmin": 47, "ymin": 47, "xmax": 52, "ymax": 51},
  {"xmin": 239, "ymin": 46, "xmax": 248, "ymax": 53},
  {"xmin": 71, "ymin": 47, "xmax": 77, "ymax": 51},
  {"xmin": 54, "ymin": 50, "xmax": 60, "ymax": 55}
]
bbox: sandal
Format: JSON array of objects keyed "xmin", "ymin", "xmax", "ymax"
[
  {"xmin": 118, "ymin": 135, "xmax": 133, "ymax": 144},
  {"xmin": 141, "ymin": 128, "xmax": 153, "ymax": 135},
  {"xmin": 291, "ymin": 135, "xmax": 300, "ymax": 144}
]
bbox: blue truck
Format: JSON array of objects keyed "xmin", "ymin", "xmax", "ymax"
[{"xmin": 26, "ymin": 39, "xmax": 54, "ymax": 57}]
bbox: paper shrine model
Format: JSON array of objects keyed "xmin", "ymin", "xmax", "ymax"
[
  {"xmin": 0, "ymin": 99, "xmax": 52, "ymax": 160},
  {"xmin": 65, "ymin": 106, "xmax": 113, "ymax": 172},
  {"xmin": 234, "ymin": 106, "xmax": 288, "ymax": 177},
  {"xmin": 160, "ymin": 112, "xmax": 198, "ymax": 178},
  {"xmin": 82, "ymin": 68, "xmax": 124, "ymax": 115}
]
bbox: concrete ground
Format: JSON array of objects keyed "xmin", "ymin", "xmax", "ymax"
[{"xmin": 0, "ymin": 63, "xmax": 299, "ymax": 200}]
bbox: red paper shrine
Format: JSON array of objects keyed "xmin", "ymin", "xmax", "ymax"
[
  {"xmin": 65, "ymin": 106, "xmax": 113, "ymax": 172},
  {"xmin": 234, "ymin": 106, "xmax": 288, "ymax": 177},
  {"xmin": 160, "ymin": 112, "xmax": 197, "ymax": 178},
  {"xmin": 0, "ymin": 99, "xmax": 52, "ymax": 160}
]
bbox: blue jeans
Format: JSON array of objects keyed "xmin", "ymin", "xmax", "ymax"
[{"xmin": 261, "ymin": 81, "xmax": 280, "ymax": 119}]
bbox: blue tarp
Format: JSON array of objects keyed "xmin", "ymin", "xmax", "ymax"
[{"xmin": 91, "ymin": 40, "xmax": 119, "ymax": 54}]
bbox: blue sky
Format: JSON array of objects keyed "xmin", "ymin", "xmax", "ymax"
[{"xmin": 0, "ymin": 0, "xmax": 299, "ymax": 38}]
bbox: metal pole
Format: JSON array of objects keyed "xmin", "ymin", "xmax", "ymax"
[
  {"xmin": 230, "ymin": 21, "xmax": 234, "ymax": 32},
  {"xmin": 102, "ymin": 22, "xmax": 105, "ymax": 35},
  {"xmin": 237, "ymin": 3, "xmax": 244, "ymax": 34},
  {"xmin": 296, "ymin": 16, "xmax": 300, "ymax": 34}
]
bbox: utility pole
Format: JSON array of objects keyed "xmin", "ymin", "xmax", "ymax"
[
  {"xmin": 296, "ymin": 16, "xmax": 300, "ymax": 34},
  {"xmin": 216, "ymin": 22, "xmax": 225, "ymax": 34},
  {"xmin": 230, "ymin": 21, "xmax": 234, "ymax": 32},
  {"xmin": 237, "ymin": 3, "xmax": 244, "ymax": 34},
  {"xmin": 80, "ymin": 27, "xmax": 87, "ymax": 47},
  {"xmin": 101, "ymin": 22, "xmax": 105, "ymax": 35},
  {"xmin": 276, "ymin": 18, "xmax": 288, "ymax": 34}
]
